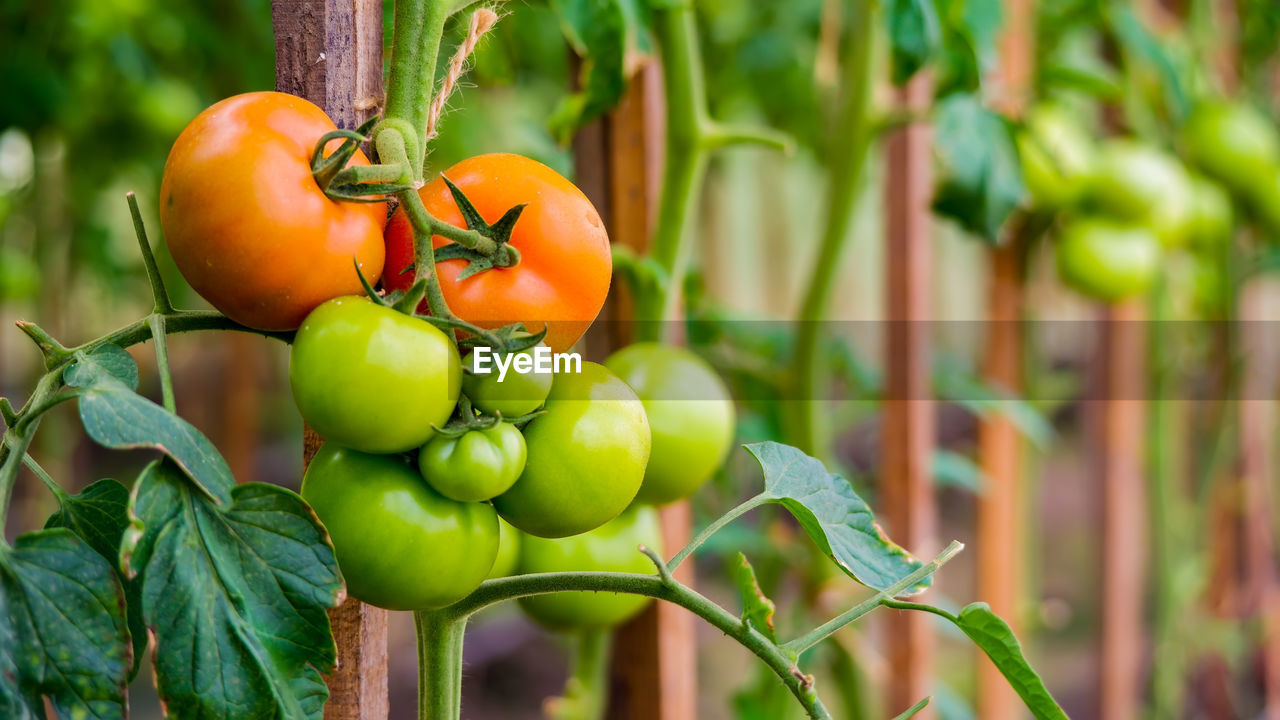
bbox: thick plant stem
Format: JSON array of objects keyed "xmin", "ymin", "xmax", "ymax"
[
  {"xmin": 791, "ymin": 0, "xmax": 875, "ymax": 461},
  {"xmin": 548, "ymin": 630, "xmax": 612, "ymax": 720},
  {"xmin": 384, "ymin": 0, "xmax": 451, "ymax": 173},
  {"xmin": 415, "ymin": 610, "xmax": 467, "ymax": 720},
  {"xmin": 641, "ymin": 4, "xmax": 712, "ymax": 340},
  {"xmin": 0, "ymin": 369, "xmax": 64, "ymax": 538}
]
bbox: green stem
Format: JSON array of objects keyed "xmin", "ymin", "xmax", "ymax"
[
  {"xmin": 147, "ymin": 315, "xmax": 176, "ymax": 414},
  {"xmin": 127, "ymin": 192, "xmax": 174, "ymax": 314},
  {"xmin": 22, "ymin": 454, "xmax": 64, "ymax": 499},
  {"xmin": 782, "ymin": 541, "xmax": 962, "ymax": 655},
  {"xmin": 549, "ymin": 631, "xmax": 612, "ymax": 720},
  {"xmin": 0, "ymin": 369, "xmax": 65, "ymax": 538},
  {"xmin": 791, "ymin": 0, "xmax": 875, "ymax": 460},
  {"xmin": 415, "ymin": 609, "xmax": 467, "ymax": 720},
  {"xmin": 668, "ymin": 493, "xmax": 767, "ymax": 571},
  {"xmin": 451, "ymin": 568, "xmax": 831, "ymax": 719},
  {"xmin": 384, "ymin": 0, "xmax": 452, "ymax": 174},
  {"xmin": 399, "ymin": 189, "xmax": 460, "ymax": 320}
]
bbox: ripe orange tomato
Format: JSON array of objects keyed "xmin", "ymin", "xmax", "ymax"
[
  {"xmin": 383, "ymin": 153, "xmax": 611, "ymax": 353},
  {"xmin": 160, "ymin": 92, "xmax": 386, "ymax": 331}
]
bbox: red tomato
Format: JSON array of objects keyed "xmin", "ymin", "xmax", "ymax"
[
  {"xmin": 383, "ymin": 153, "xmax": 611, "ymax": 353},
  {"xmin": 160, "ymin": 92, "xmax": 386, "ymax": 331}
]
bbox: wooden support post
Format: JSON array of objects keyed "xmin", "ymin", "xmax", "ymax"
[
  {"xmin": 574, "ymin": 63, "xmax": 697, "ymax": 720},
  {"xmin": 270, "ymin": 2, "xmax": 389, "ymax": 718},
  {"xmin": 881, "ymin": 73, "xmax": 937, "ymax": 717},
  {"xmin": 976, "ymin": 1, "xmax": 1031, "ymax": 717},
  {"xmin": 1097, "ymin": 301, "xmax": 1146, "ymax": 720}
]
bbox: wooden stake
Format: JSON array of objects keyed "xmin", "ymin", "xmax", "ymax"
[
  {"xmin": 881, "ymin": 73, "xmax": 937, "ymax": 717},
  {"xmin": 1097, "ymin": 301, "xmax": 1147, "ymax": 720},
  {"xmin": 976, "ymin": 1, "xmax": 1032, "ymax": 716},
  {"xmin": 270, "ymin": 1, "xmax": 388, "ymax": 718}
]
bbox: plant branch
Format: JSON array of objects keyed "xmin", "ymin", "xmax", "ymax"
[
  {"xmin": 668, "ymin": 493, "xmax": 768, "ymax": 571},
  {"xmin": 782, "ymin": 541, "xmax": 964, "ymax": 655},
  {"xmin": 546, "ymin": 630, "xmax": 612, "ymax": 720},
  {"xmin": 147, "ymin": 314, "xmax": 176, "ymax": 413},
  {"xmin": 415, "ymin": 609, "xmax": 467, "ymax": 720},
  {"xmin": 127, "ymin": 191, "xmax": 174, "ymax": 314},
  {"xmin": 383, "ymin": 0, "xmax": 453, "ymax": 174}
]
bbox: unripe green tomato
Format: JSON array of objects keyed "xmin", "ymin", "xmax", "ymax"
[
  {"xmin": 1186, "ymin": 174, "xmax": 1234, "ymax": 248},
  {"xmin": 1088, "ymin": 140, "xmax": 1195, "ymax": 247},
  {"xmin": 1247, "ymin": 166, "xmax": 1280, "ymax": 238},
  {"xmin": 604, "ymin": 343, "xmax": 735, "ymax": 506},
  {"xmin": 1182, "ymin": 101, "xmax": 1280, "ymax": 193},
  {"xmin": 290, "ymin": 297, "xmax": 461, "ymax": 453},
  {"xmin": 493, "ymin": 362, "xmax": 650, "ymax": 538},
  {"xmin": 516, "ymin": 506, "xmax": 662, "ymax": 630},
  {"xmin": 488, "ymin": 517, "xmax": 521, "ymax": 580},
  {"xmin": 301, "ymin": 444, "xmax": 498, "ymax": 610},
  {"xmin": 462, "ymin": 344, "xmax": 554, "ymax": 418},
  {"xmin": 1016, "ymin": 105, "xmax": 1097, "ymax": 209},
  {"xmin": 1055, "ymin": 217, "xmax": 1161, "ymax": 302},
  {"xmin": 418, "ymin": 423, "xmax": 527, "ymax": 502}
]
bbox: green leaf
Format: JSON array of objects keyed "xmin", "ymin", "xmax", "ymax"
[
  {"xmin": 732, "ymin": 553, "xmax": 777, "ymax": 643},
  {"xmin": 44, "ymin": 478, "xmax": 147, "ymax": 678},
  {"xmin": 0, "ymin": 528, "xmax": 131, "ymax": 720},
  {"xmin": 1107, "ymin": 5, "xmax": 1188, "ymax": 122},
  {"xmin": 548, "ymin": 0, "xmax": 651, "ymax": 144},
  {"xmin": 886, "ymin": 0, "xmax": 941, "ymax": 85},
  {"xmin": 84, "ymin": 344, "xmax": 139, "ymax": 390},
  {"xmin": 65, "ymin": 349, "xmax": 234, "ymax": 504},
  {"xmin": 744, "ymin": 442, "xmax": 931, "ymax": 595},
  {"xmin": 953, "ymin": 602, "xmax": 1069, "ymax": 719},
  {"xmin": 932, "ymin": 450, "xmax": 987, "ymax": 493},
  {"xmin": 932, "ymin": 93, "xmax": 1025, "ymax": 242},
  {"xmin": 121, "ymin": 460, "xmax": 342, "ymax": 720}
]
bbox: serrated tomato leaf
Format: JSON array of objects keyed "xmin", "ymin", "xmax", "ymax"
[
  {"xmin": 548, "ymin": 0, "xmax": 651, "ymax": 144},
  {"xmin": 932, "ymin": 92, "xmax": 1024, "ymax": 242},
  {"xmin": 65, "ymin": 349, "xmax": 233, "ymax": 504},
  {"xmin": 953, "ymin": 602, "xmax": 1068, "ymax": 719},
  {"xmin": 43, "ymin": 478, "xmax": 147, "ymax": 677},
  {"xmin": 732, "ymin": 553, "xmax": 777, "ymax": 643},
  {"xmin": 744, "ymin": 441, "xmax": 930, "ymax": 595},
  {"xmin": 122, "ymin": 460, "xmax": 342, "ymax": 720},
  {"xmin": 886, "ymin": 0, "xmax": 941, "ymax": 85},
  {"xmin": 0, "ymin": 528, "xmax": 131, "ymax": 720}
]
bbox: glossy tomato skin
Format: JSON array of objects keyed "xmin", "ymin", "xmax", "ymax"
[
  {"xmin": 488, "ymin": 517, "xmax": 521, "ymax": 580},
  {"xmin": 493, "ymin": 362, "xmax": 649, "ymax": 538},
  {"xmin": 384, "ymin": 154, "xmax": 611, "ymax": 353},
  {"xmin": 1182, "ymin": 101, "xmax": 1280, "ymax": 193},
  {"xmin": 301, "ymin": 444, "xmax": 498, "ymax": 611},
  {"xmin": 418, "ymin": 423, "xmax": 527, "ymax": 502},
  {"xmin": 516, "ymin": 506, "xmax": 662, "ymax": 630},
  {"xmin": 160, "ymin": 92, "xmax": 385, "ymax": 331},
  {"xmin": 604, "ymin": 343, "xmax": 735, "ymax": 506},
  {"xmin": 1088, "ymin": 141, "xmax": 1195, "ymax": 247},
  {"xmin": 1016, "ymin": 105, "xmax": 1096, "ymax": 209},
  {"xmin": 463, "ymin": 344, "xmax": 555, "ymax": 418},
  {"xmin": 1055, "ymin": 217, "xmax": 1160, "ymax": 302},
  {"xmin": 290, "ymin": 297, "xmax": 461, "ymax": 453}
]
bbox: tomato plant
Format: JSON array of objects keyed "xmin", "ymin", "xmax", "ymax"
[
  {"xmin": 1182, "ymin": 101, "xmax": 1280, "ymax": 194},
  {"xmin": 302, "ymin": 444, "xmax": 498, "ymax": 610},
  {"xmin": 418, "ymin": 422, "xmax": 527, "ymax": 502},
  {"xmin": 462, "ymin": 343, "xmax": 554, "ymax": 418},
  {"xmin": 516, "ymin": 506, "xmax": 662, "ymax": 629},
  {"xmin": 492, "ymin": 362, "xmax": 650, "ymax": 538},
  {"xmin": 604, "ymin": 343, "xmax": 736, "ymax": 506},
  {"xmin": 1017, "ymin": 104, "xmax": 1096, "ymax": 209},
  {"xmin": 159, "ymin": 91, "xmax": 386, "ymax": 331},
  {"xmin": 384, "ymin": 153, "xmax": 612, "ymax": 354},
  {"xmin": 1088, "ymin": 140, "xmax": 1195, "ymax": 247},
  {"xmin": 290, "ymin": 296, "xmax": 461, "ymax": 453},
  {"xmin": 1055, "ymin": 217, "xmax": 1161, "ymax": 302}
]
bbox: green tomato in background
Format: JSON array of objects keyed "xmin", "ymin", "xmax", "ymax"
[
  {"xmin": 418, "ymin": 423, "xmax": 527, "ymax": 502},
  {"xmin": 516, "ymin": 506, "xmax": 662, "ymax": 630},
  {"xmin": 1055, "ymin": 217, "xmax": 1161, "ymax": 302},
  {"xmin": 604, "ymin": 343, "xmax": 735, "ymax": 506},
  {"xmin": 1088, "ymin": 140, "xmax": 1195, "ymax": 247},
  {"xmin": 463, "ymin": 344, "xmax": 554, "ymax": 418},
  {"xmin": 493, "ymin": 362, "xmax": 650, "ymax": 538},
  {"xmin": 1186, "ymin": 174, "xmax": 1234, "ymax": 248},
  {"xmin": 488, "ymin": 517, "xmax": 521, "ymax": 580},
  {"xmin": 1016, "ymin": 104, "xmax": 1097, "ymax": 209},
  {"xmin": 1247, "ymin": 166, "xmax": 1280, "ymax": 238},
  {"xmin": 301, "ymin": 444, "xmax": 498, "ymax": 611},
  {"xmin": 290, "ymin": 297, "xmax": 461, "ymax": 453},
  {"xmin": 1182, "ymin": 101, "xmax": 1280, "ymax": 193}
]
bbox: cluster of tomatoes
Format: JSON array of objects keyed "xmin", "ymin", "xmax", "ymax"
[
  {"xmin": 1017, "ymin": 100, "xmax": 1280, "ymax": 303},
  {"xmin": 156, "ymin": 91, "xmax": 735, "ymax": 627}
]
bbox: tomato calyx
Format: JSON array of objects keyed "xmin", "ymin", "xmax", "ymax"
[
  {"xmin": 432, "ymin": 394, "xmax": 544, "ymax": 438},
  {"xmin": 309, "ymin": 116, "xmax": 414, "ymax": 202},
  {"xmin": 430, "ymin": 176, "xmax": 526, "ymax": 279}
]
